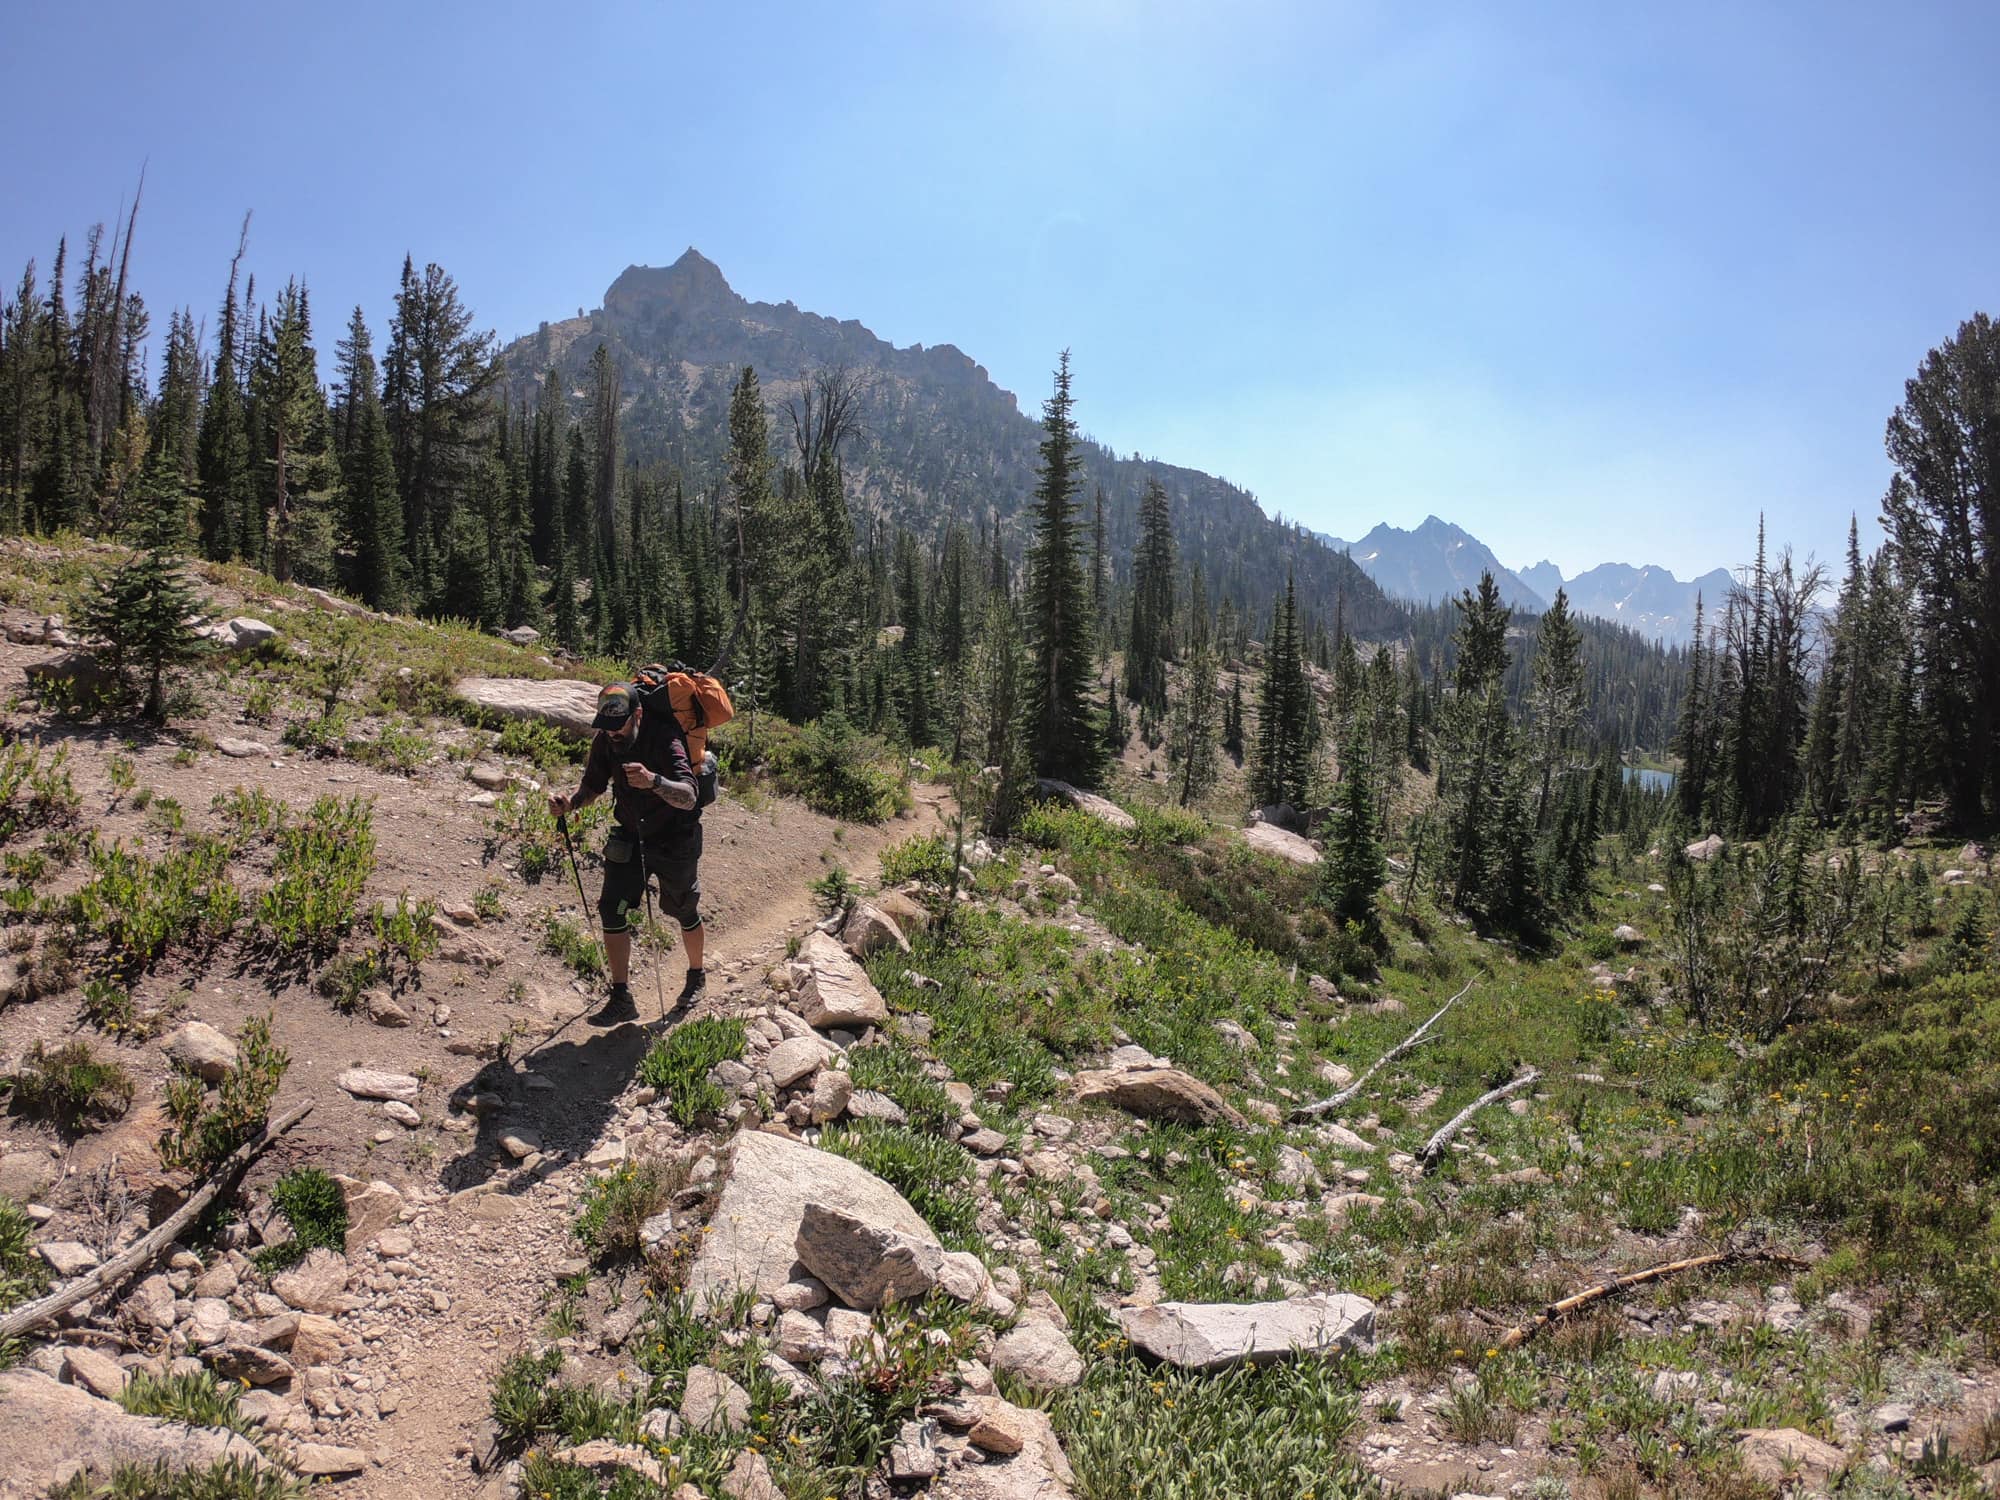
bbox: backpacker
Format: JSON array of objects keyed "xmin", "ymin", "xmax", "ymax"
[{"xmin": 632, "ymin": 663, "xmax": 734, "ymax": 766}]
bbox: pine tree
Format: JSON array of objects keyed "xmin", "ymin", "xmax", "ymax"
[
  {"xmin": 1251, "ymin": 574, "xmax": 1314, "ymax": 808},
  {"xmin": 970, "ymin": 594, "xmax": 1035, "ymax": 834},
  {"xmin": 1320, "ymin": 717, "xmax": 1384, "ymax": 947},
  {"xmin": 1125, "ymin": 478, "xmax": 1176, "ymax": 711},
  {"xmin": 82, "ymin": 528, "xmax": 209, "ymax": 724},
  {"xmin": 1022, "ymin": 352, "xmax": 1101, "ymax": 785},
  {"xmin": 1169, "ymin": 571, "xmax": 1220, "ymax": 808},
  {"xmin": 1527, "ymin": 587, "xmax": 1586, "ymax": 829},
  {"xmin": 1223, "ymin": 674, "xmax": 1245, "ymax": 761},
  {"xmin": 196, "ymin": 235, "xmax": 253, "ymax": 562},
  {"xmin": 894, "ymin": 530, "xmax": 933, "ymax": 746},
  {"xmin": 550, "ymin": 541, "xmax": 580, "ymax": 653}
]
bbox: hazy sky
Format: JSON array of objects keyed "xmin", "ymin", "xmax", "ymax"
[{"xmin": 6, "ymin": 0, "xmax": 1993, "ymax": 579}]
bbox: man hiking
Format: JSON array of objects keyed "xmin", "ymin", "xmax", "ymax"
[{"xmin": 549, "ymin": 681, "xmax": 706, "ymax": 1026}]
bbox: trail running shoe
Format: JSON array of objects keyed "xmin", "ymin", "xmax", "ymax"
[{"xmin": 675, "ymin": 968, "xmax": 707, "ymax": 1007}]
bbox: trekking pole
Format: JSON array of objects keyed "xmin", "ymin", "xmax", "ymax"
[
  {"xmin": 555, "ymin": 809, "xmax": 597, "ymax": 945},
  {"xmin": 636, "ymin": 840, "xmax": 671, "ymax": 1028}
]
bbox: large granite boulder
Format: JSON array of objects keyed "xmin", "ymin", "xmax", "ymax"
[
  {"xmin": 1118, "ymin": 1294, "xmax": 1377, "ymax": 1371},
  {"xmin": 795, "ymin": 1202, "xmax": 946, "ymax": 1311},
  {"xmin": 1243, "ymin": 822, "xmax": 1322, "ymax": 866},
  {"xmin": 1036, "ymin": 779, "xmax": 1136, "ymax": 831},
  {"xmin": 685, "ymin": 1131, "xmax": 936, "ymax": 1310}
]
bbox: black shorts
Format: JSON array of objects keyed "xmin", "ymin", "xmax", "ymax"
[{"xmin": 598, "ymin": 825, "xmax": 702, "ymax": 933}]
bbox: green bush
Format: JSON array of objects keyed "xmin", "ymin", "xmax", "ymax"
[
  {"xmin": 0, "ymin": 741, "xmax": 80, "ymax": 844},
  {"xmin": 158, "ymin": 1016, "xmax": 289, "ymax": 1175},
  {"xmin": 46, "ymin": 1460, "xmax": 307, "ymax": 1500},
  {"xmin": 767, "ymin": 714, "xmax": 904, "ymax": 822},
  {"xmin": 879, "ymin": 834, "xmax": 955, "ymax": 891},
  {"xmin": 210, "ymin": 785, "xmax": 288, "ymax": 848},
  {"xmin": 542, "ymin": 912, "xmax": 604, "ymax": 979},
  {"xmin": 255, "ymin": 1167, "xmax": 349, "ymax": 1271},
  {"xmin": 822, "ymin": 1121, "xmax": 980, "ymax": 1247},
  {"xmin": 8, "ymin": 1040, "xmax": 135, "ymax": 1128},
  {"xmin": 256, "ymin": 795, "xmax": 376, "ymax": 959},
  {"xmin": 637, "ymin": 1017, "xmax": 746, "ymax": 1126},
  {"xmin": 74, "ymin": 835, "xmax": 240, "ymax": 972}
]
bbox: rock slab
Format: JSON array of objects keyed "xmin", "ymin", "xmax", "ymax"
[
  {"xmin": 795, "ymin": 1202, "xmax": 946, "ymax": 1311},
  {"xmin": 1037, "ymin": 778, "xmax": 1136, "ymax": 831},
  {"xmin": 1119, "ymin": 1293, "xmax": 1377, "ymax": 1371},
  {"xmin": 1243, "ymin": 821, "xmax": 1322, "ymax": 866},
  {"xmin": 0, "ymin": 1369, "xmax": 266, "ymax": 1491},
  {"xmin": 454, "ymin": 676, "xmax": 600, "ymax": 736},
  {"xmin": 796, "ymin": 931, "xmax": 889, "ymax": 1029}
]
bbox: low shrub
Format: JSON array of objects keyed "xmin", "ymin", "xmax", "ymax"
[
  {"xmin": 8, "ymin": 1039, "xmax": 135, "ymax": 1128},
  {"xmin": 573, "ymin": 1157, "xmax": 687, "ymax": 1261},
  {"xmin": 74, "ymin": 835, "xmax": 240, "ymax": 972},
  {"xmin": 255, "ymin": 1167, "xmax": 349, "ymax": 1271},
  {"xmin": 765, "ymin": 714, "xmax": 905, "ymax": 822},
  {"xmin": 158, "ymin": 1015, "xmax": 289, "ymax": 1174},
  {"xmin": 878, "ymin": 833, "xmax": 955, "ymax": 891},
  {"xmin": 256, "ymin": 795, "xmax": 375, "ymax": 959},
  {"xmin": 0, "ymin": 1197, "xmax": 51, "ymax": 1312},
  {"xmin": 117, "ymin": 1367, "xmax": 257, "ymax": 1436},
  {"xmin": 46, "ymin": 1459, "xmax": 306, "ymax": 1500},
  {"xmin": 541, "ymin": 913, "xmax": 603, "ymax": 979},
  {"xmin": 637, "ymin": 1017, "xmax": 746, "ymax": 1126},
  {"xmin": 210, "ymin": 785, "xmax": 289, "ymax": 847},
  {"xmin": 0, "ymin": 740, "xmax": 81, "ymax": 844}
]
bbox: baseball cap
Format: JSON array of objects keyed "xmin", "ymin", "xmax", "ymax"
[{"xmin": 591, "ymin": 682, "xmax": 639, "ymax": 730}]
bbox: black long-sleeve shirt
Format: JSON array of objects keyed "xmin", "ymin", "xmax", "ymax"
[{"xmin": 576, "ymin": 708, "xmax": 697, "ymax": 843}]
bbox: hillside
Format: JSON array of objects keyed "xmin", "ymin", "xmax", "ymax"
[
  {"xmin": 0, "ymin": 542, "xmax": 1995, "ymax": 1500},
  {"xmin": 499, "ymin": 250, "xmax": 1407, "ymax": 643}
]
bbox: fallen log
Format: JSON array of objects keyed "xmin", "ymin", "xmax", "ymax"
[
  {"xmin": 0, "ymin": 1100, "xmax": 312, "ymax": 1343},
  {"xmin": 1494, "ymin": 1246, "xmax": 1806, "ymax": 1350},
  {"xmin": 1418, "ymin": 1068, "xmax": 1540, "ymax": 1172},
  {"xmin": 1291, "ymin": 980, "xmax": 1474, "ymax": 1121}
]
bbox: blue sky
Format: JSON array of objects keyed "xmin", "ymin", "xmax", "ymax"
[{"xmin": 6, "ymin": 0, "xmax": 1993, "ymax": 579}]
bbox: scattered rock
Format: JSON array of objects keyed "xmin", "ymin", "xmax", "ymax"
[
  {"xmin": 381, "ymin": 1100, "xmax": 420, "ymax": 1127},
  {"xmin": 363, "ymin": 989, "xmax": 411, "ymax": 1027},
  {"xmin": 722, "ymin": 1448, "xmax": 785, "ymax": 1500},
  {"xmin": 499, "ymin": 625, "xmax": 542, "ymax": 646},
  {"xmin": 293, "ymin": 1442, "xmax": 369, "ymax": 1476},
  {"xmin": 1119, "ymin": 1293, "xmax": 1376, "ymax": 1371},
  {"xmin": 968, "ymin": 1394, "xmax": 1032, "ymax": 1455},
  {"xmin": 1037, "ymin": 778, "xmax": 1136, "ymax": 830},
  {"xmin": 686, "ymin": 1131, "xmax": 935, "ymax": 1309},
  {"xmin": 290, "ymin": 1313, "xmax": 344, "ymax": 1367},
  {"xmin": 796, "ymin": 1202, "xmax": 946, "ymax": 1311},
  {"xmin": 1214, "ymin": 1019, "xmax": 1259, "ymax": 1052},
  {"xmin": 840, "ymin": 902, "xmax": 910, "ymax": 959},
  {"xmin": 208, "ymin": 1342, "xmax": 296, "ymax": 1386},
  {"xmin": 337, "ymin": 1069, "xmax": 420, "ymax": 1105},
  {"xmin": 890, "ymin": 1417, "xmax": 942, "ymax": 1480},
  {"xmin": 1612, "ymin": 924, "xmax": 1644, "ymax": 945},
  {"xmin": 271, "ymin": 1248, "xmax": 350, "ymax": 1314},
  {"xmin": 1323, "ymin": 1192, "xmax": 1387, "ymax": 1228},
  {"xmin": 808, "ymin": 1069, "xmax": 853, "ymax": 1123},
  {"xmin": 844, "ymin": 1089, "xmax": 908, "ymax": 1124},
  {"xmin": 215, "ymin": 736, "xmax": 273, "ymax": 759},
  {"xmin": 38, "ymin": 1241, "xmax": 101, "ymax": 1278},
  {"xmin": 767, "ymin": 1035, "xmax": 830, "ymax": 1089},
  {"xmin": 500, "ymin": 1129, "xmax": 542, "ymax": 1160},
  {"xmin": 0, "ymin": 1151, "xmax": 56, "ymax": 1204},
  {"xmin": 338, "ymin": 1179, "xmax": 405, "ymax": 1252},
  {"xmin": 553, "ymin": 1440, "xmax": 664, "ymax": 1488},
  {"xmin": 1685, "ymin": 833, "xmax": 1725, "ymax": 862},
  {"xmin": 164, "ymin": 1021, "xmax": 239, "ymax": 1083},
  {"xmin": 60, "ymin": 1345, "xmax": 131, "ymax": 1398},
  {"xmin": 1074, "ymin": 1065, "xmax": 1246, "ymax": 1128}
]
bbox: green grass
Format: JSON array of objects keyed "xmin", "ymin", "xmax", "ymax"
[
  {"xmin": 116, "ymin": 1367, "xmax": 258, "ymax": 1437},
  {"xmin": 636, "ymin": 1017, "xmax": 746, "ymax": 1125},
  {"xmin": 46, "ymin": 1460, "xmax": 306, "ymax": 1500},
  {"xmin": 541, "ymin": 911, "xmax": 605, "ymax": 979},
  {"xmin": 573, "ymin": 1157, "xmax": 686, "ymax": 1261},
  {"xmin": 821, "ymin": 1120, "xmax": 982, "ymax": 1249}
]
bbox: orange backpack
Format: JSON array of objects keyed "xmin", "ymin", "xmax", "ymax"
[{"xmin": 632, "ymin": 663, "xmax": 734, "ymax": 764}]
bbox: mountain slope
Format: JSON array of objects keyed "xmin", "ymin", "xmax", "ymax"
[
  {"xmin": 1317, "ymin": 516, "xmax": 1548, "ymax": 612},
  {"xmin": 502, "ymin": 249, "xmax": 1403, "ymax": 639}
]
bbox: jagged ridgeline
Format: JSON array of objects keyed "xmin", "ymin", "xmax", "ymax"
[{"xmin": 500, "ymin": 249, "xmax": 1402, "ymax": 633}]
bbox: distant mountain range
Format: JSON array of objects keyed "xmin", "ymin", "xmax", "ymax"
[{"xmin": 1315, "ymin": 517, "xmax": 1729, "ymax": 645}]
